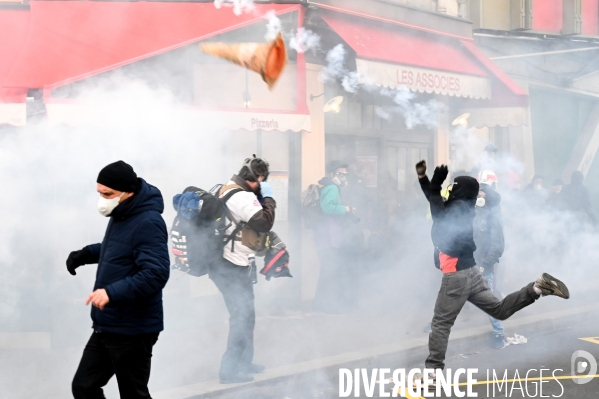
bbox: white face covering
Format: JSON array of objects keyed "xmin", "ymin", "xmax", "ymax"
[
  {"xmin": 476, "ymin": 197, "xmax": 486, "ymax": 208},
  {"xmin": 97, "ymin": 193, "xmax": 125, "ymax": 217}
]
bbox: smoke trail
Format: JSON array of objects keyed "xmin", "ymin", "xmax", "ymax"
[
  {"xmin": 213, "ymin": 0, "xmax": 255, "ymax": 16},
  {"xmin": 322, "ymin": 44, "xmax": 361, "ymax": 93},
  {"xmin": 289, "ymin": 28, "xmax": 321, "ymax": 54},
  {"xmin": 264, "ymin": 10, "xmax": 282, "ymax": 41},
  {"xmin": 371, "ymin": 87, "xmax": 443, "ymax": 129},
  {"xmin": 322, "ymin": 44, "xmax": 348, "ymax": 82}
]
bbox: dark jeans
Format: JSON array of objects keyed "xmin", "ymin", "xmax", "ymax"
[
  {"xmin": 426, "ymin": 267, "xmax": 538, "ymax": 370},
  {"xmin": 209, "ymin": 259, "xmax": 255, "ymax": 378},
  {"xmin": 72, "ymin": 331, "xmax": 159, "ymax": 399}
]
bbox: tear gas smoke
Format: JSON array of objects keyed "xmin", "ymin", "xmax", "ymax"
[
  {"xmin": 323, "ymin": 45, "xmax": 443, "ymax": 129},
  {"xmin": 322, "ymin": 44, "xmax": 361, "ymax": 94},
  {"xmin": 1, "ymin": 26, "xmax": 597, "ymax": 399},
  {"xmin": 213, "ymin": 0, "xmax": 255, "ymax": 16},
  {"xmin": 377, "ymin": 87, "xmax": 444, "ymax": 129},
  {"xmin": 264, "ymin": 10, "xmax": 282, "ymax": 41},
  {"xmin": 289, "ymin": 27, "xmax": 321, "ymax": 54}
]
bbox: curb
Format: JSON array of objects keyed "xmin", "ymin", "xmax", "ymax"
[{"xmin": 154, "ymin": 304, "xmax": 599, "ymax": 399}]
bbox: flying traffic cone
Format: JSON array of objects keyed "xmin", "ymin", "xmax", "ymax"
[{"xmin": 200, "ymin": 33, "xmax": 287, "ymax": 90}]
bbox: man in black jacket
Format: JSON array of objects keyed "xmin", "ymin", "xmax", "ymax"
[
  {"xmin": 474, "ymin": 175, "xmax": 506, "ymax": 348},
  {"xmin": 66, "ymin": 161, "xmax": 170, "ymax": 399},
  {"xmin": 211, "ymin": 156, "xmax": 276, "ymax": 384},
  {"xmin": 415, "ymin": 161, "xmax": 569, "ymax": 379}
]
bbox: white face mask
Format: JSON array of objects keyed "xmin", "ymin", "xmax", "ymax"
[
  {"xmin": 476, "ymin": 197, "xmax": 486, "ymax": 207},
  {"xmin": 97, "ymin": 193, "xmax": 125, "ymax": 217}
]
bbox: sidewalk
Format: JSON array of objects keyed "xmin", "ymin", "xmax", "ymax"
[
  {"xmin": 152, "ymin": 293, "xmax": 597, "ymax": 399},
  {"xmin": 1, "ymin": 285, "xmax": 591, "ymax": 398}
]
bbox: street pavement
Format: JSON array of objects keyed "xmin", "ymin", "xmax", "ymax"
[
  {"xmin": 1, "ymin": 282, "xmax": 594, "ymax": 398},
  {"xmin": 244, "ymin": 303, "xmax": 599, "ymax": 399}
]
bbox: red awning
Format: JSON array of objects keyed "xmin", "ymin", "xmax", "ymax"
[
  {"xmin": 321, "ymin": 12, "xmax": 486, "ymax": 78},
  {"xmin": 0, "ymin": 9, "xmax": 29, "ymax": 103},
  {"xmin": 320, "ymin": 11, "xmax": 528, "ymax": 105},
  {"xmin": 4, "ymin": 1, "xmax": 299, "ymax": 91}
]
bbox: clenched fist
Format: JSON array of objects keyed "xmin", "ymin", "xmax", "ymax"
[{"xmin": 415, "ymin": 160, "xmax": 427, "ymax": 177}]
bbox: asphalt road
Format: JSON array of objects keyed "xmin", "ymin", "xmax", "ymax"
[
  {"xmin": 432, "ymin": 318, "xmax": 599, "ymax": 399},
  {"xmin": 244, "ymin": 310, "xmax": 599, "ymax": 399}
]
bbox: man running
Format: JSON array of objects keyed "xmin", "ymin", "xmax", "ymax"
[{"xmin": 415, "ymin": 161, "xmax": 569, "ymax": 379}]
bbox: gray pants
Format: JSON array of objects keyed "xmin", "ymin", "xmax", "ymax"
[{"xmin": 426, "ymin": 267, "xmax": 538, "ymax": 370}]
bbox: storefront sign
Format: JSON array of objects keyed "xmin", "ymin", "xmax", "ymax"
[
  {"xmin": 357, "ymin": 59, "xmax": 492, "ymax": 99},
  {"xmin": 45, "ymin": 103, "xmax": 311, "ymax": 133}
]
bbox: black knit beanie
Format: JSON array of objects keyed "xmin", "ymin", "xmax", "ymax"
[{"xmin": 97, "ymin": 161, "xmax": 138, "ymax": 192}]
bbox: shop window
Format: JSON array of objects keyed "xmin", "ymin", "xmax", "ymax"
[{"xmin": 511, "ymin": 0, "xmax": 534, "ymax": 30}]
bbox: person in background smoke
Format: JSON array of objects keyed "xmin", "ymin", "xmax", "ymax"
[
  {"xmin": 312, "ymin": 160, "xmax": 356, "ymax": 314},
  {"xmin": 560, "ymin": 171, "xmax": 597, "ymax": 225},
  {"xmin": 547, "ymin": 178, "xmax": 564, "ymax": 209},
  {"xmin": 474, "ymin": 171, "xmax": 507, "ymax": 349},
  {"xmin": 66, "ymin": 161, "xmax": 170, "ymax": 399},
  {"xmin": 211, "ymin": 156, "xmax": 275, "ymax": 384},
  {"xmin": 522, "ymin": 174, "xmax": 548, "ymax": 206},
  {"xmin": 471, "ymin": 143, "xmax": 497, "ymax": 178},
  {"xmin": 415, "ymin": 160, "xmax": 570, "ymax": 381}
]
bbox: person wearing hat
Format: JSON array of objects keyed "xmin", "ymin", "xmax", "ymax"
[
  {"xmin": 415, "ymin": 161, "xmax": 569, "ymax": 385},
  {"xmin": 67, "ymin": 161, "xmax": 170, "ymax": 399}
]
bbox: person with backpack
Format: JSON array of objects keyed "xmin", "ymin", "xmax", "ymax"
[
  {"xmin": 66, "ymin": 161, "xmax": 170, "ymax": 399},
  {"xmin": 210, "ymin": 156, "xmax": 276, "ymax": 384},
  {"xmin": 414, "ymin": 160, "xmax": 570, "ymax": 384},
  {"xmin": 312, "ymin": 160, "xmax": 356, "ymax": 314}
]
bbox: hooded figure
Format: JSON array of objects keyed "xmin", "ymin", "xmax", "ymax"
[
  {"xmin": 560, "ymin": 171, "xmax": 597, "ymax": 225},
  {"xmin": 419, "ymin": 167, "xmax": 479, "ymax": 272},
  {"xmin": 414, "ymin": 160, "xmax": 569, "ymax": 377}
]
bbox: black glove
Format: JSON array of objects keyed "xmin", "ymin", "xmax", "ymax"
[
  {"xmin": 66, "ymin": 248, "xmax": 94, "ymax": 276},
  {"xmin": 415, "ymin": 160, "xmax": 427, "ymax": 177},
  {"xmin": 430, "ymin": 165, "xmax": 449, "ymax": 189}
]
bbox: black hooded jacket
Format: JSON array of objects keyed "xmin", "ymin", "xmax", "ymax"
[
  {"xmin": 419, "ymin": 175, "xmax": 478, "ymax": 271},
  {"xmin": 473, "ymin": 186, "xmax": 505, "ymax": 270}
]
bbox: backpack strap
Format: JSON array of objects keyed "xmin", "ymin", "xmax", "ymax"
[{"xmin": 220, "ymin": 186, "xmax": 245, "ymax": 252}]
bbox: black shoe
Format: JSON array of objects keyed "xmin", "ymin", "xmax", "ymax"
[
  {"xmin": 240, "ymin": 363, "xmax": 265, "ymax": 374},
  {"xmin": 492, "ymin": 334, "xmax": 507, "ymax": 349},
  {"xmin": 535, "ymin": 273, "xmax": 570, "ymax": 299},
  {"xmin": 219, "ymin": 373, "xmax": 254, "ymax": 384}
]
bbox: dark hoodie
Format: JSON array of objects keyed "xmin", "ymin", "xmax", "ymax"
[
  {"xmin": 85, "ymin": 179, "xmax": 170, "ymax": 335},
  {"xmin": 473, "ymin": 186, "xmax": 505, "ymax": 271},
  {"xmin": 419, "ymin": 175, "xmax": 478, "ymax": 271},
  {"xmin": 560, "ymin": 171, "xmax": 597, "ymax": 224}
]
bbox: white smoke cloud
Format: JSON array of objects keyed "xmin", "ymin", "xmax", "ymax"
[
  {"xmin": 375, "ymin": 87, "xmax": 444, "ymax": 129},
  {"xmin": 289, "ymin": 28, "xmax": 321, "ymax": 54},
  {"xmin": 322, "ymin": 44, "xmax": 362, "ymax": 93},
  {"xmin": 213, "ymin": 0, "xmax": 255, "ymax": 16},
  {"xmin": 322, "ymin": 44, "xmax": 347, "ymax": 82},
  {"xmin": 264, "ymin": 10, "xmax": 282, "ymax": 41}
]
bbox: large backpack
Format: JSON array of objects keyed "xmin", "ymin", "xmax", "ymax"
[
  {"xmin": 170, "ymin": 185, "xmax": 243, "ymax": 277},
  {"xmin": 301, "ymin": 184, "xmax": 323, "ymax": 229}
]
